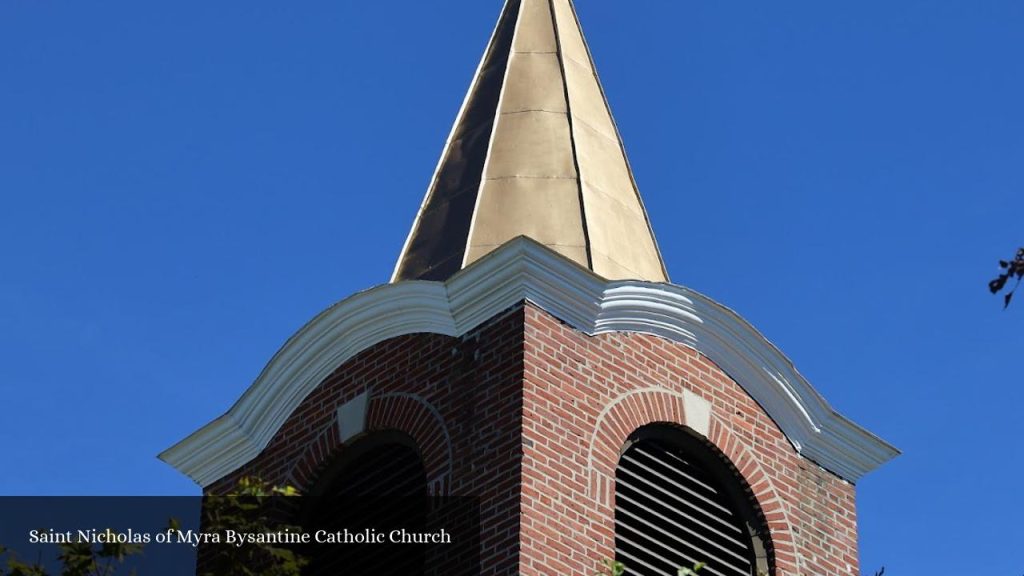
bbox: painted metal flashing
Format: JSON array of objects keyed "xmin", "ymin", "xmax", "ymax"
[{"xmin": 392, "ymin": 0, "xmax": 668, "ymax": 283}]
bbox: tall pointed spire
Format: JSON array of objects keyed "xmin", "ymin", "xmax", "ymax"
[{"xmin": 393, "ymin": 0, "xmax": 668, "ymax": 283}]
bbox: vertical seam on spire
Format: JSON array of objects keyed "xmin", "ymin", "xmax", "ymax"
[
  {"xmin": 549, "ymin": 0, "xmax": 594, "ymax": 271},
  {"xmin": 564, "ymin": 0, "xmax": 670, "ymax": 282},
  {"xmin": 461, "ymin": 0, "xmax": 523, "ymax": 269}
]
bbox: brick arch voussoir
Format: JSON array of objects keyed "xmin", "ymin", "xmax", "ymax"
[
  {"xmin": 586, "ymin": 388, "xmax": 688, "ymax": 507},
  {"xmin": 707, "ymin": 414, "xmax": 801, "ymax": 575},
  {"xmin": 365, "ymin": 392, "xmax": 453, "ymax": 496},
  {"xmin": 285, "ymin": 425, "xmax": 342, "ymax": 493},
  {"xmin": 284, "ymin": 392, "xmax": 453, "ymax": 497}
]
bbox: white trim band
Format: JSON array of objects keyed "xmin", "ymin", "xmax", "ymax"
[{"xmin": 160, "ymin": 236, "xmax": 898, "ymax": 487}]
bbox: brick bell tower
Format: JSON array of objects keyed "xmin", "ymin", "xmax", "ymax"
[{"xmin": 161, "ymin": 1, "xmax": 898, "ymax": 575}]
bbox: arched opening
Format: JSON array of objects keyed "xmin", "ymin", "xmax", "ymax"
[
  {"xmin": 615, "ymin": 424, "xmax": 773, "ymax": 576},
  {"xmin": 301, "ymin": 431, "xmax": 429, "ymax": 576}
]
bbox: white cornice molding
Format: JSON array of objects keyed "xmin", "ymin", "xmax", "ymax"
[{"xmin": 160, "ymin": 237, "xmax": 899, "ymax": 487}]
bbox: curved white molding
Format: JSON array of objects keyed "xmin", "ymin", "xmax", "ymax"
[{"xmin": 160, "ymin": 237, "xmax": 899, "ymax": 486}]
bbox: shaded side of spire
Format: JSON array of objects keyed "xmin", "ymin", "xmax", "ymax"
[{"xmin": 393, "ymin": 1, "xmax": 521, "ymax": 282}]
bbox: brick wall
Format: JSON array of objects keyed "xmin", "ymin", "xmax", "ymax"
[
  {"xmin": 520, "ymin": 304, "xmax": 859, "ymax": 576},
  {"xmin": 209, "ymin": 305, "xmax": 526, "ymax": 576},
  {"xmin": 206, "ymin": 301, "xmax": 860, "ymax": 576}
]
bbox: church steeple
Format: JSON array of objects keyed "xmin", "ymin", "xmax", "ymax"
[
  {"xmin": 164, "ymin": 6, "xmax": 897, "ymax": 572},
  {"xmin": 392, "ymin": 0, "xmax": 669, "ymax": 283}
]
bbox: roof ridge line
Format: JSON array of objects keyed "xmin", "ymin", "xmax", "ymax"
[
  {"xmin": 459, "ymin": 0, "xmax": 524, "ymax": 269},
  {"xmin": 390, "ymin": 1, "xmax": 518, "ymax": 283},
  {"xmin": 563, "ymin": 0, "xmax": 671, "ymax": 282},
  {"xmin": 548, "ymin": 0, "xmax": 594, "ymax": 270}
]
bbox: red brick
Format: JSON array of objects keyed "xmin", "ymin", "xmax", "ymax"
[{"xmin": 206, "ymin": 302, "xmax": 862, "ymax": 576}]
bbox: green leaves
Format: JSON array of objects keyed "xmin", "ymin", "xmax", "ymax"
[
  {"xmin": 597, "ymin": 558, "xmax": 708, "ymax": 576},
  {"xmin": 55, "ymin": 542, "xmax": 98, "ymax": 576},
  {"xmin": 270, "ymin": 486, "xmax": 299, "ymax": 498},
  {"xmin": 0, "ymin": 477, "xmax": 304, "ymax": 576},
  {"xmin": 0, "ymin": 534, "xmax": 142, "ymax": 576},
  {"xmin": 198, "ymin": 477, "xmax": 307, "ymax": 576},
  {"xmin": 989, "ymin": 247, "xmax": 1024, "ymax": 309},
  {"xmin": 2, "ymin": 545, "xmax": 49, "ymax": 576},
  {"xmin": 595, "ymin": 559, "xmax": 626, "ymax": 576},
  {"xmin": 228, "ymin": 477, "xmax": 300, "ymax": 498},
  {"xmin": 53, "ymin": 534, "xmax": 143, "ymax": 576},
  {"xmin": 678, "ymin": 561, "xmax": 705, "ymax": 576}
]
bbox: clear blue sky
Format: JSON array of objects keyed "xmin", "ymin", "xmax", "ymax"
[{"xmin": 2, "ymin": 1, "xmax": 1022, "ymax": 573}]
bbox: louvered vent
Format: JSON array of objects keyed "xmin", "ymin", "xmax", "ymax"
[
  {"xmin": 616, "ymin": 433, "xmax": 769, "ymax": 576},
  {"xmin": 304, "ymin": 440, "xmax": 428, "ymax": 575}
]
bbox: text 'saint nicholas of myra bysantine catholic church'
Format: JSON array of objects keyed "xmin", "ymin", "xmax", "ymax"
[{"xmin": 160, "ymin": 1, "xmax": 899, "ymax": 575}]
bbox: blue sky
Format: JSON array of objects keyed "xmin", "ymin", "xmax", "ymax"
[{"xmin": 2, "ymin": 1, "xmax": 1022, "ymax": 573}]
